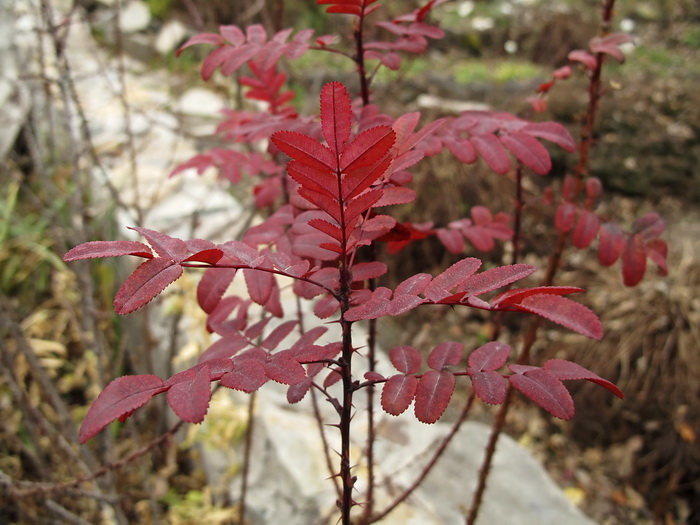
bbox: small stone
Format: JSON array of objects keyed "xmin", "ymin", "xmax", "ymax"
[
  {"xmin": 155, "ymin": 19, "xmax": 188, "ymax": 56},
  {"xmin": 119, "ymin": 0, "xmax": 151, "ymax": 33}
]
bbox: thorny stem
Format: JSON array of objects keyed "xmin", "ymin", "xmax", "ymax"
[{"xmin": 467, "ymin": 2, "xmax": 618, "ymax": 523}]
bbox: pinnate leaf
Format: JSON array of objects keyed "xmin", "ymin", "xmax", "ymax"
[
  {"xmin": 509, "ymin": 367, "xmax": 574, "ymax": 420},
  {"xmin": 79, "ymin": 375, "xmax": 166, "ymax": 443},
  {"xmin": 414, "ymin": 370, "xmax": 455, "ymax": 424},
  {"xmin": 382, "ymin": 374, "xmax": 418, "ymax": 416},
  {"xmin": 114, "ymin": 259, "xmax": 183, "ymax": 315}
]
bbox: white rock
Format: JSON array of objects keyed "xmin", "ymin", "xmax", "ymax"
[
  {"xmin": 155, "ymin": 19, "xmax": 189, "ymax": 56},
  {"xmin": 119, "ymin": 0, "xmax": 151, "ymax": 33},
  {"xmin": 176, "ymin": 87, "xmax": 227, "ymax": 118}
]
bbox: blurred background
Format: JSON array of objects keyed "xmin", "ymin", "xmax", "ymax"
[{"xmin": 0, "ymin": 0, "xmax": 698, "ymax": 523}]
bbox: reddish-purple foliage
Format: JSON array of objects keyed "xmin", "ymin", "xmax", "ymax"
[{"xmin": 64, "ymin": 10, "xmax": 661, "ymax": 520}]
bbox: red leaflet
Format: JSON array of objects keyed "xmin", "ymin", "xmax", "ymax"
[
  {"xmin": 470, "ymin": 370, "xmax": 507, "ymax": 405},
  {"xmin": 389, "ymin": 345, "xmax": 422, "ymax": 374},
  {"xmin": 521, "ymin": 122, "xmax": 576, "ymax": 152},
  {"xmin": 543, "ymin": 359, "xmax": 623, "ymax": 399},
  {"xmin": 166, "ymin": 365, "xmax": 212, "ymax": 424},
  {"xmin": 423, "ymin": 257, "xmax": 482, "ymax": 302},
  {"xmin": 589, "ymin": 33, "xmax": 633, "ymax": 63},
  {"xmin": 509, "ymin": 368, "xmax": 574, "ymax": 420},
  {"xmin": 114, "ymin": 259, "xmax": 183, "ymax": 315},
  {"xmin": 130, "ymin": 227, "xmax": 188, "ymax": 262},
  {"xmin": 63, "ymin": 240, "xmax": 152, "ymax": 261},
  {"xmin": 491, "ymin": 286, "xmax": 584, "ymax": 308},
  {"xmin": 382, "ymin": 374, "xmax": 418, "ymax": 416},
  {"xmin": 321, "ymin": 81, "xmax": 352, "ymax": 156},
  {"xmin": 499, "ymin": 132, "xmax": 552, "ymax": 175},
  {"xmin": 555, "ymin": 202, "xmax": 577, "ymax": 233},
  {"xmin": 414, "ymin": 370, "xmax": 455, "ymax": 424},
  {"xmin": 264, "ymin": 351, "xmax": 307, "ymax": 385},
  {"xmin": 197, "ymin": 267, "xmax": 237, "ymax": 314},
  {"xmin": 273, "ymin": 131, "xmax": 336, "ymax": 172},
  {"xmin": 457, "ymin": 264, "xmax": 536, "ymax": 295},
  {"xmin": 340, "ymin": 126, "xmax": 395, "ymax": 172},
  {"xmin": 287, "ymin": 377, "xmax": 313, "ymax": 404},
  {"xmin": 633, "ymin": 211, "xmax": 665, "ymax": 239},
  {"xmin": 568, "ymin": 49, "xmax": 597, "ymax": 70},
  {"xmin": 470, "ymin": 134, "xmax": 511, "ymax": 174},
  {"xmin": 220, "ymin": 359, "xmax": 268, "ymax": 393},
  {"xmin": 572, "ymin": 209, "xmax": 600, "ymax": 249},
  {"xmin": 79, "ymin": 375, "xmax": 167, "ymax": 443},
  {"xmin": 622, "ymin": 234, "xmax": 647, "ymax": 287},
  {"xmin": 467, "ymin": 342, "xmax": 511, "ymax": 372},
  {"xmin": 395, "ymin": 273, "xmax": 432, "ymax": 296},
  {"xmin": 515, "ymin": 294, "xmax": 603, "ymax": 340},
  {"xmin": 597, "ymin": 223, "xmax": 625, "ymax": 266},
  {"xmin": 427, "ymin": 342, "xmax": 463, "ymax": 370},
  {"xmin": 261, "ymin": 320, "xmax": 298, "ymax": 351}
]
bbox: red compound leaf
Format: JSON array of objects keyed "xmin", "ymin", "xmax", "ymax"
[{"xmin": 79, "ymin": 375, "xmax": 167, "ymax": 443}]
